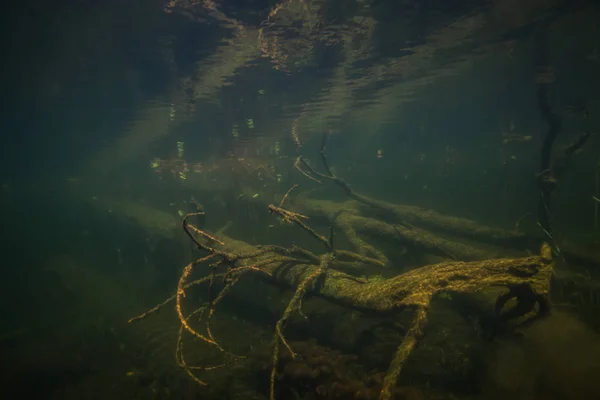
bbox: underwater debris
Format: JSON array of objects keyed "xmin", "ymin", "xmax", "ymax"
[
  {"xmin": 130, "ymin": 199, "xmax": 553, "ymax": 400},
  {"xmin": 128, "ymin": 126, "xmax": 562, "ymax": 400}
]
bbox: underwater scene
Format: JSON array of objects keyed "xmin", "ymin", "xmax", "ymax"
[{"xmin": 2, "ymin": 0, "xmax": 600, "ymax": 399}]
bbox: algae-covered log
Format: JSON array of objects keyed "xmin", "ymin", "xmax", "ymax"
[
  {"xmin": 295, "ymin": 133, "xmax": 533, "ymax": 248},
  {"xmin": 291, "ymin": 198, "xmax": 501, "ymax": 263},
  {"xmin": 245, "ymin": 239, "xmax": 553, "ymax": 400},
  {"xmin": 143, "ymin": 216, "xmax": 553, "ymax": 400},
  {"xmin": 122, "ymin": 158, "xmax": 553, "ymax": 400},
  {"xmin": 232, "ymin": 239, "xmax": 553, "ymax": 317}
]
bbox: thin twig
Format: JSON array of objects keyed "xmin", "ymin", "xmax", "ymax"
[{"xmin": 279, "ymin": 184, "xmax": 299, "ymax": 208}]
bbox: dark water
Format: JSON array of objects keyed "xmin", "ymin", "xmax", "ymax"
[{"xmin": 1, "ymin": 0, "xmax": 600, "ymax": 399}]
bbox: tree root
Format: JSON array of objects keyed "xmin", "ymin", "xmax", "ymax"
[{"xmin": 130, "ymin": 201, "xmax": 554, "ymax": 399}]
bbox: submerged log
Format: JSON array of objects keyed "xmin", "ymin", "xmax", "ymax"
[
  {"xmin": 104, "ymin": 192, "xmax": 553, "ymax": 399},
  {"xmin": 224, "ymin": 236, "xmax": 553, "ymax": 316},
  {"xmin": 195, "ymin": 231, "xmax": 554, "ymax": 400},
  {"xmin": 292, "ymin": 198, "xmax": 508, "ymax": 263}
]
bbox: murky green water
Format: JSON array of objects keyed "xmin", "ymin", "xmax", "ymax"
[{"xmin": 1, "ymin": 1, "xmax": 599, "ymax": 399}]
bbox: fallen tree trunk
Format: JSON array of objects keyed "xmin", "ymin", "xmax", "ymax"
[
  {"xmin": 85, "ymin": 189, "xmax": 554, "ymax": 399},
  {"xmin": 144, "ymin": 217, "xmax": 553, "ymax": 400},
  {"xmin": 294, "ymin": 133, "xmax": 538, "ymax": 251},
  {"xmin": 216, "ymin": 231, "xmax": 553, "ymax": 321},
  {"xmin": 292, "ymin": 198, "xmax": 501, "ymax": 263}
]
